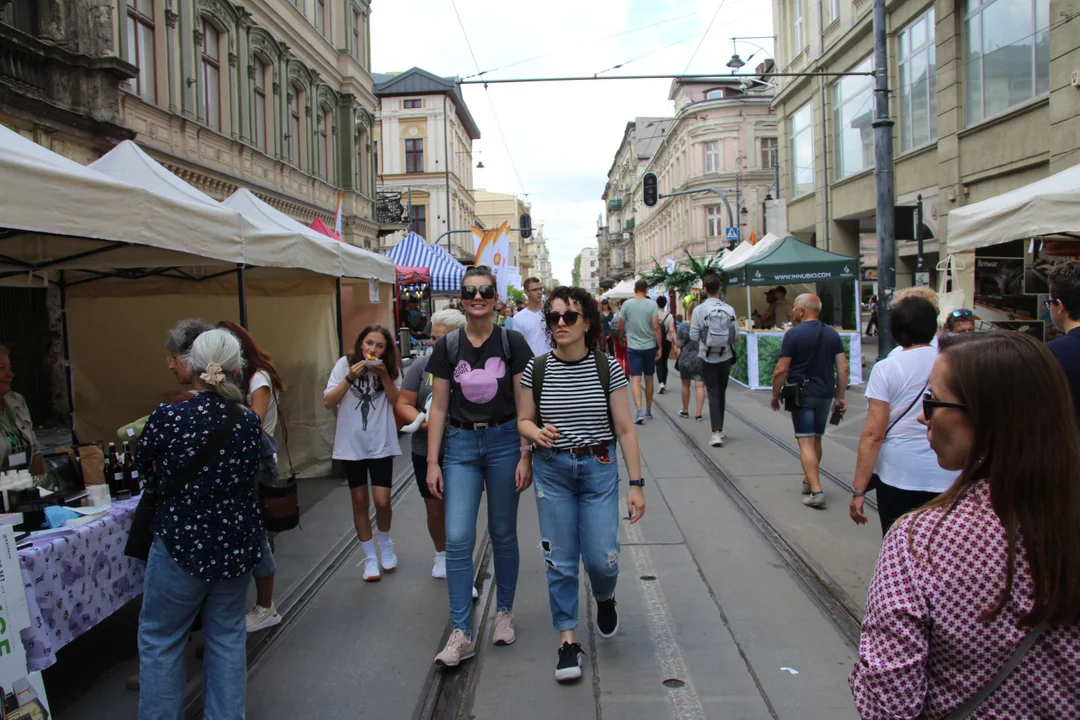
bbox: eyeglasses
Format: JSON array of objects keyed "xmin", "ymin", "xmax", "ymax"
[
  {"xmin": 950, "ymin": 309, "xmax": 973, "ymax": 319},
  {"xmin": 1044, "ymin": 298, "xmax": 1058, "ymax": 310},
  {"xmin": 922, "ymin": 392, "xmax": 967, "ymax": 420},
  {"xmin": 525, "ymin": 286, "xmax": 543, "ymax": 294},
  {"xmin": 545, "ymin": 310, "xmax": 581, "ymax": 327},
  {"xmin": 461, "ymin": 285, "xmax": 496, "ymax": 300}
]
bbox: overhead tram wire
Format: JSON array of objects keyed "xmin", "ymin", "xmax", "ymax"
[
  {"xmin": 458, "ymin": 71, "xmax": 875, "ymax": 85},
  {"xmin": 681, "ymin": 0, "xmax": 726, "ymax": 75},
  {"xmin": 594, "ymin": 32, "xmax": 705, "ymax": 76}
]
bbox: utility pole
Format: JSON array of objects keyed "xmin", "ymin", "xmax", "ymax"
[{"xmin": 872, "ymin": 0, "xmax": 896, "ymax": 358}]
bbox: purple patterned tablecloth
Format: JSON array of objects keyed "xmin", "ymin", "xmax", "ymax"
[{"xmin": 18, "ymin": 497, "xmax": 146, "ymax": 671}]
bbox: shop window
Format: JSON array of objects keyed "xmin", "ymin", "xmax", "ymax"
[
  {"xmin": 404, "ymin": 99, "xmax": 422, "ymax": 109},
  {"xmin": 405, "ymin": 138, "xmax": 423, "ymax": 173},
  {"xmin": 833, "ymin": 56, "xmax": 874, "ymax": 179},
  {"xmin": 761, "ymin": 137, "xmax": 778, "ymax": 169},
  {"xmin": 705, "ymin": 141, "xmax": 720, "ymax": 173},
  {"xmin": 201, "ymin": 20, "xmax": 221, "ymax": 131},
  {"xmin": 899, "ymin": 7, "xmax": 937, "ymax": 151},
  {"xmin": 964, "ymin": 0, "xmax": 1050, "ymax": 125},
  {"xmin": 789, "ymin": 102, "xmax": 814, "ymax": 196},
  {"xmin": 252, "ymin": 57, "xmax": 267, "ymax": 152},
  {"xmin": 409, "ymin": 205, "xmax": 426, "ymax": 237},
  {"xmin": 126, "ymin": 0, "xmax": 156, "ymax": 103}
]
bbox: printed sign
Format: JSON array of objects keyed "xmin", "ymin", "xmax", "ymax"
[{"xmin": 724, "ymin": 227, "xmax": 740, "ymax": 241}]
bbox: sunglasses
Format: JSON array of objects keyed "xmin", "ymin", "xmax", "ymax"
[
  {"xmin": 545, "ymin": 310, "xmax": 581, "ymax": 327},
  {"xmin": 922, "ymin": 392, "xmax": 967, "ymax": 420},
  {"xmin": 950, "ymin": 309, "xmax": 973, "ymax": 319},
  {"xmin": 461, "ymin": 285, "xmax": 496, "ymax": 300}
]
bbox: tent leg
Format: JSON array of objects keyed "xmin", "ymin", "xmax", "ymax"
[
  {"xmin": 335, "ymin": 278, "xmax": 344, "ymax": 355},
  {"xmin": 237, "ymin": 265, "xmax": 248, "ymax": 328},
  {"xmin": 745, "ymin": 285, "xmax": 752, "ymax": 326},
  {"xmin": 58, "ymin": 273, "xmax": 78, "ymax": 445}
]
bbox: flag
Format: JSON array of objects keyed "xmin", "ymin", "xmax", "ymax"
[
  {"xmin": 333, "ymin": 190, "xmax": 343, "ymax": 237},
  {"xmin": 473, "ymin": 222, "xmax": 512, "ymax": 299}
]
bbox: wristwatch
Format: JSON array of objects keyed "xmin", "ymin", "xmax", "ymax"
[{"xmin": 628, "ymin": 478, "xmax": 645, "ymax": 488}]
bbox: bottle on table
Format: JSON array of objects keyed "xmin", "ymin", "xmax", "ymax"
[
  {"xmin": 122, "ymin": 441, "xmax": 141, "ymax": 494},
  {"xmin": 106, "ymin": 443, "xmax": 128, "ymax": 499}
]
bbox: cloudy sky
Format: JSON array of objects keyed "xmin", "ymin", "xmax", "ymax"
[{"xmin": 372, "ymin": 0, "xmax": 774, "ymax": 285}]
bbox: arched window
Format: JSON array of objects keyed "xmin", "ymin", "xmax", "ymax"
[
  {"xmin": 706, "ymin": 90, "xmax": 725, "ymax": 100},
  {"xmin": 252, "ymin": 56, "xmax": 268, "ymax": 152},
  {"xmin": 318, "ymin": 106, "xmax": 332, "ymax": 180},
  {"xmin": 202, "ymin": 19, "xmax": 222, "ymax": 131},
  {"xmin": 289, "ymin": 85, "xmax": 304, "ymax": 167}
]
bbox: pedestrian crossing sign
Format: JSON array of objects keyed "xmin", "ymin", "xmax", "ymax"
[{"xmin": 724, "ymin": 227, "xmax": 740, "ymax": 241}]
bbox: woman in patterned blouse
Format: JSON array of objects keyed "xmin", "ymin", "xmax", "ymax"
[
  {"xmin": 850, "ymin": 332, "xmax": 1080, "ymax": 718},
  {"xmin": 134, "ymin": 328, "xmax": 263, "ymax": 720}
]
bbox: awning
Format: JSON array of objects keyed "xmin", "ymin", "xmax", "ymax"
[
  {"xmin": 396, "ymin": 266, "xmax": 431, "ymax": 285},
  {"xmin": 386, "ymin": 232, "xmax": 465, "ymax": 294},
  {"xmin": 948, "ymin": 163, "xmax": 1080, "ymax": 252},
  {"xmin": 723, "ymin": 236, "xmax": 858, "ymax": 287},
  {"xmin": 310, "ymin": 217, "xmax": 342, "ymax": 241},
  {"xmin": 601, "ymin": 279, "xmax": 637, "ymax": 300}
]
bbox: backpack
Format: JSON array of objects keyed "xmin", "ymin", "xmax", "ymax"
[
  {"xmin": 530, "ymin": 351, "xmax": 615, "ymax": 440},
  {"xmin": 701, "ymin": 302, "xmax": 736, "ymax": 358},
  {"xmin": 445, "ymin": 325, "xmax": 512, "ymax": 365}
]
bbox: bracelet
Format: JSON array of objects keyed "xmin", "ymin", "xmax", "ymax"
[
  {"xmin": 851, "ymin": 489, "xmax": 866, "ymax": 497},
  {"xmin": 520, "ymin": 446, "xmax": 532, "ymax": 454}
]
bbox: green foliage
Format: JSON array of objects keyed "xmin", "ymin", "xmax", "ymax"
[
  {"xmin": 642, "ymin": 259, "xmax": 697, "ymax": 294},
  {"xmin": 731, "ymin": 334, "xmax": 749, "ymax": 384},
  {"xmin": 571, "ymin": 252, "xmax": 582, "ymax": 287},
  {"xmin": 506, "ymin": 286, "xmax": 526, "ymax": 305},
  {"xmin": 756, "ymin": 335, "xmax": 784, "ymax": 385}
]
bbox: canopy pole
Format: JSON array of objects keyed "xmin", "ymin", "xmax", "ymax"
[
  {"xmin": 58, "ymin": 272, "xmax": 78, "ymax": 445},
  {"xmin": 746, "ymin": 285, "xmax": 752, "ymax": 326},
  {"xmin": 237, "ymin": 265, "xmax": 248, "ymax": 328},
  {"xmin": 335, "ymin": 278, "xmax": 344, "ymax": 355}
]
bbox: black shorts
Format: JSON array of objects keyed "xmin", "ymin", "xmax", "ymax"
[
  {"xmin": 412, "ymin": 453, "xmax": 435, "ymax": 500},
  {"xmin": 343, "ymin": 457, "xmax": 395, "ymax": 489}
]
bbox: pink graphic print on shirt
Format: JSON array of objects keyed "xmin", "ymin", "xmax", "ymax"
[{"xmin": 453, "ymin": 357, "xmax": 506, "ymax": 404}]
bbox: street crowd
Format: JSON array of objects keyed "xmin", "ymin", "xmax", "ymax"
[{"xmin": 5, "ymin": 261, "xmax": 1077, "ymax": 718}]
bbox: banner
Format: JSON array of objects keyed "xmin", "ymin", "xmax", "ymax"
[
  {"xmin": 0, "ymin": 523, "xmax": 51, "ymax": 718},
  {"xmin": 473, "ymin": 223, "xmax": 511, "ymax": 300}
]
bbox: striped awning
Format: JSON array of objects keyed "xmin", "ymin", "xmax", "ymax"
[{"xmin": 386, "ymin": 232, "xmax": 465, "ymax": 294}]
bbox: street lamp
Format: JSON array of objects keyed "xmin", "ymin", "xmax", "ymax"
[{"xmin": 725, "ymin": 36, "xmax": 777, "ymax": 75}]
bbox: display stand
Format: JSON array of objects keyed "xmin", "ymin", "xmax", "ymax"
[{"xmin": 730, "ymin": 330, "xmax": 863, "ymax": 390}]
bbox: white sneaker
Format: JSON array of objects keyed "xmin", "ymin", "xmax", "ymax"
[
  {"xmin": 472, "ymin": 585, "xmax": 479, "ymax": 600},
  {"xmin": 361, "ymin": 555, "xmax": 381, "ymax": 582},
  {"xmin": 658, "ymin": 382, "xmax": 666, "ymax": 395},
  {"xmin": 245, "ymin": 602, "xmax": 281, "ymax": 633},
  {"xmin": 432, "ymin": 553, "xmax": 447, "ymax": 579},
  {"xmin": 380, "ymin": 542, "xmax": 398, "ymax": 572},
  {"xmin": 710, "ymin": 431, "xmax": 724, "ymax": 447}
]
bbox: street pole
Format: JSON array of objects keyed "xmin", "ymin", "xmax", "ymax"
[
  {"xmin": 916, "ymin": 193, "xmax": 925, "ymax": 272},
  {"xmin": 443, "ymin": 94, "xmax": 452, "ymax": 254},
  {"xmin": 872, "ymin": 0, "xmax": 896, "ymax": 359}
]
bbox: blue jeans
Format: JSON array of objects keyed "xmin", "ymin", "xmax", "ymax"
[
  {"xmin": 791, "ymin": 395, "xmax": 832, "ymax": 437},
  {"xmin": 532, "ymin": 444, "xmax": 620, "ymax": 632},
  {"xmin": 253, "ymin": 528, "xmax": 276, "ymax": 579},
  {"xmin": 443, "ymin": 419, "xmax": 522, "ymax": 634},
  {"xmin": 139, "ymin": 538, "xmax": 250, "ymax": 720}
]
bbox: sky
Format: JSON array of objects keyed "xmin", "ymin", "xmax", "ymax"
[{"xmin": 371, "ymin": 0, "xmax": 774, "ymax": 286}]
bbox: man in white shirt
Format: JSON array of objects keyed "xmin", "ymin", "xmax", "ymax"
[{"xmin": 509, "ymin": 277, "xmax": 550, "ymax": 357}]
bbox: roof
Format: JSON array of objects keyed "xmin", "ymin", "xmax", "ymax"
[
  {"xmin": 373, "ymin": 67, "xmax": 481, "ymax": 140},
  {"xmin": 723, "ymin": 236, "xmax": 857, "ymax": 287}
]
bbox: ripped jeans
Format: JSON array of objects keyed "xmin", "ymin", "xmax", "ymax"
[{"xmin": 532, "ymin": 443, "xmax": 620, "ymax": 632}]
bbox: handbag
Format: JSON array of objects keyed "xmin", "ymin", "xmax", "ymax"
[
  {"xmin": 257, "ymin": 395, "xmax": 299, "ymax": 533},
  {"xmin": 124, "ymin": 401, "xmax": 245, "ymax": 561},
  {"xmin": 942, "ymin": 622, "xmax": 1047, "ymax": 720},
  {"xmin": 869, "ymin": 378, "xmax": 931, "ymax": 491},
  {"xmin": 781, "ymin": 322, "xmax": 825, "ymax": 411}
]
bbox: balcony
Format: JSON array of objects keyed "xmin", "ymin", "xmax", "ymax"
[
  {"xmin": 375, "ymin": 191, "xmax": 408, "ymax": 237},
  {"xmin": 608, "ymin": 197, "xmax": 623, "ymax": 210}
]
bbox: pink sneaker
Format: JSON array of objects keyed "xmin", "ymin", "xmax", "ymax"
[
  {"xmin": 492, "ymin": 611, "xmax": 516, "ymax": 646},
  {"xmin": 434, "ymin": 629, "xmax": 475, "ymax": 667}
]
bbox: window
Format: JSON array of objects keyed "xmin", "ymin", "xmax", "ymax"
[
  {"xmin": 289, "ymin": 88, "xmax": 302, "ymax": 165},
  {"xmin": 965, "ymin": 0, "xmax": 1050, "ymax": 125},
  {"xmin": 793, "ymin": 0, "xmax": 804, "ymax": 55},
  {"xmin": 824, "ymin": 0, "xmax": 839, "ymax": 25},
  {"xmin": 706, "ymin": 206, "xmax": 723, "ymax": 237},
  {"xmin": 318, "ymin": 110, "xmax": 330, "ymax": 179},
  {"xmin": 201, "ymin": 20, "xmax": 221, "ymax": 131},
  {"xmin": 405, "ymin": 138, "xmax": 423, "ymax": 173},
  {"xmin": 705, "ymin": 141, "xmax": 720, "ymax": 173},
  {"xmin": 352, "ymin": 9, "xmax": 361, "ymax": 62},
  {"xmin": 409, "ymin": 205, "xmax": 426, "ymax": 237},
  {"xmin": 899, "ymin": 8, "xmax": 937, "ymax": 151},
  {"xmin": 789, "ymin": 102, "xmax": 814, "ymax": 196},
  {"xmin": 373, "ymin": 139, "xmax": 378, "ymax": 174},
  {"xmin": 760, "ymin": 137, "xmax": 778, "ymax": 168},
  {"xmin": 126, "ymin": 0, "xmax": 156, "ymax": 102},
  {"xmin": 706, "ymin": 90, "xmax": 725, "ymax": 100},
  {"xmin": 252, "ymin": 57, "xmax": 267, "ymax": 152},
  {"xmin": 315, "ymin": 0, "xmax": 325, "ymax": 36},
  {"xmin": 403, "ymin": 99, "xmax": 422, "ymax": 109},
  {"xmin": 833, "ymin": 56, "xmax": 875, "ymax": 179}
]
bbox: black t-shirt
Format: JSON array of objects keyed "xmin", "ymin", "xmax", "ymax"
[
  {"xmin": 427, "ymin": 326, "xmax": 532, "ymax": 425},
  {"xmin": 779, "ymin": 320, "xmax": 845, "ymax": 399}
]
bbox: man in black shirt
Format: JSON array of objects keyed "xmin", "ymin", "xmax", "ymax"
[
  {"xmin": 1046, "ymin": 261, "xmax": 1080, "ymax": 428},
  {"xmin": 770, "ymin": 294, "xmax": 849, "ymax": 509}
]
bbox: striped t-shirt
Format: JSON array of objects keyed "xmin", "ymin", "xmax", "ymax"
[{"xmin": 520, "ymin": 351, "xmax": 629, "ymax": 449}]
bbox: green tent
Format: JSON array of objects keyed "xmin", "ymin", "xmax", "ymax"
[{"xmin": 723, "ymin": 236, "xmax": 858, "ymax": 287}]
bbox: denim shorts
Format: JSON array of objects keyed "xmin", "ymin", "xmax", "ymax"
[
  {"xmin": 791, "ymin": 395, "xmax": 832, "ymax": 437},
  {"xmin": 627, "ymin": 346, "xmax": 657, "ymax": 377}
]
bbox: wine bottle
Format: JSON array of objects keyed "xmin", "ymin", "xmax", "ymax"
[
  {"xmin": 122, "ymin": 441, "xmax": 141, "ymax": 494},
  {"xmin": 107, "ymin": 442, "xmax": 126, "ymax": 498}
]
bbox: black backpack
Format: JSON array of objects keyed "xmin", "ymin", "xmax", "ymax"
[{"xmin": 530, "ymin": 351, "xmax": 615, "ymax": 438}]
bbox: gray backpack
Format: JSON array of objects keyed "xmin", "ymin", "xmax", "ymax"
[{"xmin": 701, "ymin": 303, "xmax": 736, "ymax": 358}]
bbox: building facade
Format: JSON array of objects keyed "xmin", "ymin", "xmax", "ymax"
[
  {"xmin": 474, "ymin": 189, "xmax": 535, "ymax": 274},
  {"xmin": 597, "ymin": 117, "xmax": 672, "ymax": 288},
  {"xmin": 373, "ymin": 67, "xmax": 481, "ymax": 262},
  {"xmin": 629, "ymin": 79, "xmax": 778, "ymax": 276},
  {"xmin": 2, "ymin": 0, "xmax": 389, "ymax": 247},
  {"xmin": 770, "ymin": 0, "xmax": 1077, "ymax": 289},
  {"xmin": 530, "ymin": 223, "xmax": 554, "ymax": 288},
  {"xmin": 580, "ymin": 246, "xmax": 600, "ymax": 294}
]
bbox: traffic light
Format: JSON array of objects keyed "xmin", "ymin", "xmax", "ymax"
[
  {"xmin": 520, "ymin": 213, "xmax": 532, "ymax": 240},
  {"xmin": 643, "ymin": 172, "xmax": 658, "ymax": 207}
]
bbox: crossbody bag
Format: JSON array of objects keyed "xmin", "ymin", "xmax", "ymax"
[
  {"xmin": 124, "ymin": 401, "xmax": 245, "ymax": 561},
  {"xmin": 868, "ymin": 377, "xmax": 930, "ymax": 492},
  {"xmin": 781, "ymin": 322, "xmax": 824, "ymax": 411},
  {"xmin": 941, "ymin": 622, "xmax": 1048, "ymax": 719}
]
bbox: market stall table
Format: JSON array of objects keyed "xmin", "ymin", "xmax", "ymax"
[
  {"xmin": 731, "ymin": 328, "xmax": 864, "ymax": 390},
  {"xmin": 18, "ymin": 497, "xmax": 144, "ymax": 672}
]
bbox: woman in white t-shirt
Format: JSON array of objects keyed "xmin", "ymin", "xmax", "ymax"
[
  {"xmin": 849, "ymin": 296, "xmax": 960, "ymax": 535},
  {"xmin": 218, "ymin": 320, "xmax": 287, "ymax": 632},
  {"xmin": 324, "ymin": 325, "xmax": 402, "ymax": 581}
]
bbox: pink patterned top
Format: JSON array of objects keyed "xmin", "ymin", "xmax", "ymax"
[{"xmin": 849, "ymin": 480, "xmax": 1080, "ymax": 719}]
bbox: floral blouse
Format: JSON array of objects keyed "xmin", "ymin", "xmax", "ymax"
[
  {"xmin": 133, "ymin": 392, "xmax": 263, "ymax": 582},
  {"xmin": 850, "ymin": 480, "xmax": 1080, "ymax": 719}
]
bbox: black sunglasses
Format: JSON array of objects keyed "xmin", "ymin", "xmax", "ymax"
[
  {"xmin": 950, "ymin": 309, "xmax": 973, "ymax": 319},
  {"xmin": 545, "ymin": 310, "xmax": 581, "ymax": 327},
  {"xmin": 922, "ymin": 392, "xmax": 967, "ymax": 420},
  {"xmin": 461, "ymin": 285, "xmax": 496, "ymax": 300}
]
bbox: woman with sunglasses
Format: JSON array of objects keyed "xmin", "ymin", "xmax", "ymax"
[
  {"xmin": 426, "ymin": 266, "xmax": 534, "ymax": 667},
  {"xmin": 323, "ymin": 325, "xmax": 402, "ymax": 582},
  {"xmin": 851, "ymin": 331, "xmax": 1080, "ymax": 718},
  {"xmin": 517, "ymin": 287, "xmax": 645, "ymax": 682}
]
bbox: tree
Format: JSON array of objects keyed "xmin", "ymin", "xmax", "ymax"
[
  {"xmin": 571, "ymin": 251, "xmax": 583, "ymax": 287},
  {"xmin": 506, "ymin": 286, "xmax": 526, "ymax": 305}
]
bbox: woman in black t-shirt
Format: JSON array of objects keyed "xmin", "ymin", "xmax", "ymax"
[{"xmin": 426, "ymin": 266, "xmax": 534, "ymax": 668}]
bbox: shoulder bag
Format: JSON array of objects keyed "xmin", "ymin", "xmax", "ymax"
[
  {"xmin": 258, "ymin": 393, "xmax": 300, "ymax": 533},
  {"xmin": 942, "ymin": 623, "xmax": 1047, "ymax": 720},
  {"xmin": 868, "ymin": 376, "xmax": 930, "ymax": 492},
  {"xmin": 781, "ymin": 322, "xmax": 824, "ymax": 411},
  {"xmin": 124, "ymin": 401, "xmax": 245, "ymax": 561}
]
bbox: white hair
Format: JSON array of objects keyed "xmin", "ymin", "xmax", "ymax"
[
  {"xmin": 185, "ymin": 328, "xmax": 245, "ymax": 402},
  {"xmin": 430, "ymin": 309, "xmax": 467, "ymax": 331}
]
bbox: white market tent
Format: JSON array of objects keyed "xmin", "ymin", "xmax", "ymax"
[
  {"xmin": 948, "ymin": 163, "xmax": 1080, "ymax": 252},
  {"xmin": 0, "ymin": 128, "xmax": 393, "ymax": 476},
  {"xmin": 601, "ymin": 278, "xmax": 637, "ymax": 300}
]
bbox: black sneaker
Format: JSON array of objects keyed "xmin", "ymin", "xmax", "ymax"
[
  {"xmin": 596, "ymin": 597, "xmax": 619, "ymax": 638},
  {"xmin": 555, "ymin": 642, "xmax": 584, "ymax": 682},
  {"xmin": 678, "ymin": 410, "xmax": 690, "ymax": 418}
]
